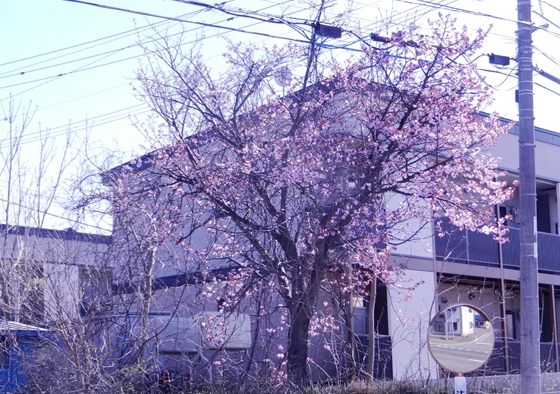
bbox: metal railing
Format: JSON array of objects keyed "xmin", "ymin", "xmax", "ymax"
[{"xmin": 434, "ymin": 222, "xmax": 560, "ymax": 273}]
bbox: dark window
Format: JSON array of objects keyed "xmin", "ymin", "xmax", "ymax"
[
  {"xmin": 0, "ymin": 337, "xmax": 9, "ymax": 368},
  {"xmin": 80, "ymin": 267, "xmax": 113, "ymax": 316}
]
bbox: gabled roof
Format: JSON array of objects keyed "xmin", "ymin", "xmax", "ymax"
[
  {"xmin": 108, "ymin": 110, "xmax": 560, "ymax": 184},
  {"xmin": 0, "ymin": 224, "xmax": 111, "ymax": 244},
  {"xmin": 480, "ymin": 111, "xmax": 560, "ymax": 147}
]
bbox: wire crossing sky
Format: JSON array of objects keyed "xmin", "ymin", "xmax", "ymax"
[{"xmin": 1, "ymin": 0, "xmax": 560, "ymax": 231}]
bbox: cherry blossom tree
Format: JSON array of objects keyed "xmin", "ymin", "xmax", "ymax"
[{"xmin": 110, "ymin": 14, "xmax": 514, "ymax": 385}]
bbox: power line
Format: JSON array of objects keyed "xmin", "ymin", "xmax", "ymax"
[
  {"xmin": 6, "ymin": 0, "xmax": 474, "ymax": 98},
  {"xmin": 533, "ymin": 45, "xmax": 560, "ymax": 68},
  {"xmin": 0, "ymin": 195, "xmax": 110, "ymax": 233},
  {"xmin": 36, "ymin": 84, "xmax": 129, "ymax": 112},
  {"xmin": 534, "ymin": 80, "xmax": 560, "ymax": 97},
  {"xmin": 1, "ymin": 1, "xmax": 313, "ymax": 101},
  {"xmin": 394, "ymin": 0, "xmax": 560, "ymax": 42},
  {"xmin": 5, "ymin": 0, "xmax": 552, "ymax": 149},
  {"xmin": 0, "ymin": 20, "xmax": 154, "ymax": 69},
  {"xmin": 0, "ymin": 44, "xmax": 136, "ymax": 81},
  {"xmin": 4, "ymin": 0, "xmax": 307, "ymax": 80},
  {"xmin": 0, "ymin": 9, "xmax": 210, "ymax": 80},
  {"xmin": 2, "ymin": 2, "xmax": 324, "ymax": 138},
  {"xmin": 3, "ymin": 3, "xmax": 326, "ymax": 146},
  {"xmin": 0, "ymin": 104, "xmax": 149, "ymax": 148},
  {"xmin": 62, "ymin": 0, "xmax": 311, "ymax": 44},
  {"xmin": 0, "ymin": 5, "xmax": 210, "ymax": 71},
  {"xmin": 8, "ymin": 0, "xmax": 530, "ymax": 146},
  {"xmin": 395, "ymin": 0, "xmax": 539, "ymax": 26},
  {"xmin": 541, "ymin": 0, "xmax": 560, "ymax": 14}
]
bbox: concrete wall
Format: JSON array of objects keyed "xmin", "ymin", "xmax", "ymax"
[
  {"xmin": 387, "ymin": 269, "xmax": 438, "ymax": 380},
  {"xmin": 0, "ymin": 229, "xmax": 109, "ymax": 323},
  {"xmin": 491, "ymin": 131, "xmax": 560, "ymax": 183}
]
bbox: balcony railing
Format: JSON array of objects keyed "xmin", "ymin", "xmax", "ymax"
[
  {"xmin": 435, "ymin": 221, "xmax": 560, "ymax": 273},
  {"xmin": 472, "ymin": 341, "xmax": 558, "ymax": 375}
]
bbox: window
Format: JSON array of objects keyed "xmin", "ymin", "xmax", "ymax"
[
  {"xmin": 0, "ymin": 263, "xmax": 44, "ymax": 324},
  {"xmin": 80, "ymin": 267, "xmax": 112, "ymax": 316},
  {"xmin": 433, "ymin": 322, "xmax": 444, "ymax": 333},
  {"xmin": 20, "ymin": 264, "xmax": 44, "ymax": 325},
  {"xmin": 0, "ymin": 337, "xmax": 9, "ymax": 368}
]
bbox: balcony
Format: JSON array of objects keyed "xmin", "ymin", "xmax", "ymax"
[{"xmin": 434, "ymin": 222, "xmax": 560, "ymax": 274}]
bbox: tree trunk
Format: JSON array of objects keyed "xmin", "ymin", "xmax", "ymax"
[
  {"xmin": 286, "ymin": 255, "xmax": 326, "ymax": 385},
  {"xmin": 287, "ymin": 303, "xmax": 312, "ymax": 385},
  {"xmin": 345, "ymin": 292, "xmax": 357, "ymax": 380},
  {"xmin": 366, "ymin": 279, "xmax": 377, "ymax": 388},
  {"xmin": 136, "ymin": 249, "xmax": 155, "ymax": 370}
]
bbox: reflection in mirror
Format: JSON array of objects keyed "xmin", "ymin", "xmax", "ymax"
[{"xmin": 428, "ymin": 304, "xmax": 494, "ymax": 374}]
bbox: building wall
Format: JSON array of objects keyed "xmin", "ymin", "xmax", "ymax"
[
  {"xmin": 387, "ymin": 269, "xmax": 438, "ymax": 380},
  {"xmin": 106, "ymin": 121, "xmax": 560, "ymax": 382},
  {"xmin": 490, "ymin": 131, "xmax": 560, "ymax": 184},
  {"xmin": 0, "ymin": 228, "xmax": 110, "ymax": 324},
  {"xmin": 384, "ymin": 194, "xmax": 433, "ymax": 259}
]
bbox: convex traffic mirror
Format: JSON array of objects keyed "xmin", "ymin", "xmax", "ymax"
[{"xmin": 428, "ymin": 304, "xmax": 494, "ymax": 374}]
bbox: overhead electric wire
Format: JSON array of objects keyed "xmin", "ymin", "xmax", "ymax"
[
  {"xmin": 0, "ymin": 21, "xmax": 158, "ymax": 69},
  {"xmin": 1, "ymin": 1, "xmax": 314, "ymax": 101},
  {"xmin": 36, "ymin": 84, "xmax": 129, "ymax": 112},
  {"xmin": 0, "ymin": 104, "xmax": 148, "ymax": 148},
  {"xmin": 0, "ymin": 46, "xmax": 137, "ymax": 103},
  {"xmin": 4, "ymin": 1, "xmax": 326, "ymax": 147},
  {"xmin": 395, "ymin": 0, "xmax": 538, "ymax": 26},
  {"xmin": 341, "ymin": 0, "xmax": 459, "ymax": 38},
  {"xmin": 0, "ymin": 8, "xmax": 212, "ymax": 79},
  {"xmin": 1, "ymin": 0, "xmax": 541, "ymax": 142},
  {"xmin": 533, "ymin": 45, "xmax": 560, "ymax": 68},
  {"xmin": 170, "ymin": 0, "xmax": 311, "ymax": 27},
  {"xmin": 62, "ymin": 0, "xmax": 311, "ymax": 43},
  {"xmin": 18, "ymin": 0, "xmax": 518, "ymax": 97},
  {"xmin": 12, "ymin": 0, "xmax": 456, "ymax": 128},
  {"xmin": 1, "ymin": 1, "xmax": 326, "ymax": 146},
  {"xmin": 18, "ymin": 0, "xmax": 535, "ymax": 86},
  {"xmin": 541, "ymin": 0, "xmax": 560, "ymax": 14},
  {"xmin": 534, "ymin": 80, "xmax": 560, "ymax": 97},
  {"xmin": 533, "ymin": 11, "xmax": 560, "ymax": 33},
  {"xmin": 0, "ymin": 196, "xmax": 111, "ymax": 233},
  {"xmin": 396, "ymin": 0, "xmax": 560, "ymax": 42},
  {"xmin": 0, "ymin": 5, "xmax": 210, "ymax": 72},
  {"xmin": 476, "ymin": 66, "xmax": 519, "ymax": 90},
  {"xmin": 0, "ymin": 46, "xmax": 134, "ymax": 83},
  {"xmin": 8, "ymin": 0, "xmax": 466, "ymax": 95},
  {"xmin": 9, "ymin": 0, "xmax": 520, "ymax": 147}
]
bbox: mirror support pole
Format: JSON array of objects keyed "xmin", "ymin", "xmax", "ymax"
[
  {"xmin": 497, "ymin": 205, "xmax": 510, "ymax": 373},
  {"xmin": 454, "ymin": 373, "xmax": 467, "ymax": 394}
]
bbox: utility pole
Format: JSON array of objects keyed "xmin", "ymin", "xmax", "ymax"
[{"xmin": 517, "ymin": 0, "xmax": 541, "ymax": 392}]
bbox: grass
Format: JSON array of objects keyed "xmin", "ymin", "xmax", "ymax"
[{"xmin": 186, "ymin": 381, "xmax": 464, "ymax": 394}]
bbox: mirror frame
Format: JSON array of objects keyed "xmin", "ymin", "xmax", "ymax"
[{"xmin": 427, "ymin": 303, "xmax": 494, "ymax": 374}]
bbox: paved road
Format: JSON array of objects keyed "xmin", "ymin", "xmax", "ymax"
[{"xmin": 429, "ymin": 329, "xmax": 494, "ymax": 373}]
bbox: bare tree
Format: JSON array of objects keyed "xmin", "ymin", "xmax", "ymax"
[{"xmin": 0, "ymin": 101, "xmax": 154, "ymax": 393}]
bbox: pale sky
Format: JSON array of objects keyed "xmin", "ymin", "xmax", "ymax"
[{"xmin": 1, "ymin": 0, "xmax": 559, "ymax": 232}]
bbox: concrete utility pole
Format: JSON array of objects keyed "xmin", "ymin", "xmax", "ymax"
[{"xmin": 517, "ymin": 0, "xmax": 541, "ymax": 392}]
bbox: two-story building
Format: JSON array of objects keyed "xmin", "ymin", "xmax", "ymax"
[
  {"xmin": 377, "ymin": 120, "xmax": 560, "ymax": 379},
  {"xmin": 0, "ymin": 225, "xmax": 111, "ymax": 392},
  {"xmin": 103, "ymin": 117, "xmax": 560, "ymax": 385}
]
